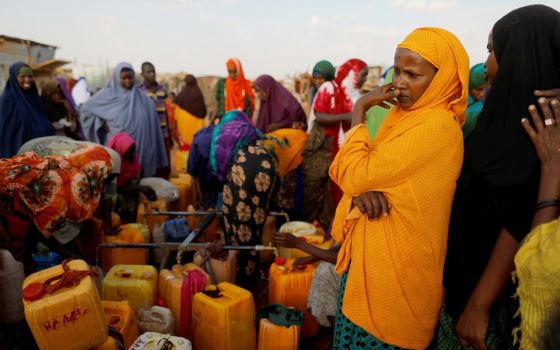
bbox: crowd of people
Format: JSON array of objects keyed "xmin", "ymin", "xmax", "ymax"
[{"xmin": 0, "ymin": 3, "xmax": 559, "ymax": 350}]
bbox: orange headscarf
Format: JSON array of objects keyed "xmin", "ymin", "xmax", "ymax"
[
  {"xmin": 224, "ymin": 58, "xmax": 255, "ymax": 119},
  {"xmin": 329, "ymin": 27, "xmax": 468, "ymax": 348}
]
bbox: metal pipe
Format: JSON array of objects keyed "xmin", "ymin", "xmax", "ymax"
[
  {"xmin": 97, "ymin": 242, "xmax": 277, "ymax": 251},
  {"xmin": 144, "ymin": 210, "xmax": 289, "ymax": 219},
  {"xmin": 204, "ymin": 259, "xmax": 217, "ymax": 285},
  {"xmin": 171, "ymin": 212, "xmax": 216, "ymax": 268}
]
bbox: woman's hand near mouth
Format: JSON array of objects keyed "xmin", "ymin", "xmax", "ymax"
[{"xmin": 351, "ymin": 83, "xmax": 399, "ymax": 127}]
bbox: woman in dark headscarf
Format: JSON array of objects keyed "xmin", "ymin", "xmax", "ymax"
[
  {"xmin": 176, "ymin": 74, "xmax": 207, "ymax": 118},
  {"xmin": 253, "ymin": 74, "xmax": 308, "ymax": 218},
  {"xmin": 80, "ymin": 62, "xmax": 168, "ymax": 177},
  {"xmin": 54, "ymin": 77, "xmax": 78, "ymax": 114},
  {"xmin": 436, "ymin": 5, "xmax": 560, "ymax": 350},
  {"xmin": 174, "ymin": 74, "xmax": 207, "ymax": 149},
  {"xmin": 253, "ymin": 74, "xmax": 307, "ymax": 133},
  {"xmin": 41, "ymin": 80, "xmax": 82, "ymax": 140},
  {"xmin": 0, "ymin": 62, "xmax": 54, "ymax": 158}
]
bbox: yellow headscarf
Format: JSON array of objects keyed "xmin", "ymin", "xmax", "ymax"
[
  {"xmin": 329, "ymin": 27, "xmax": 468, "ymax": 348},
  {"xmin": 375, "ymin": 27, "xmax": 468, "ymax": 146}
]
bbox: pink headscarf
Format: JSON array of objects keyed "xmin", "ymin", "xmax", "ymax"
[{"xmin": 108, "ymin": 132, "xmax": 142, "ymax": 186}]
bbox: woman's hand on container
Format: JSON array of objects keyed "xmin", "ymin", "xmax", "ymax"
[
  {"xmin": 273, "ymin": 231, "xmax": 300, "ymax": 249},
  {"xmin": 293, "ymin": 255, "xmax": 317, "ymax": 266},
  {"xmin": 352, "ymin": 191, "xmax": 391, "ymax": 220}
]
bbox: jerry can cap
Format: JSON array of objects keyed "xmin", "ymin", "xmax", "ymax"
[
  {"xmin": 117, "ymin": 269, "xmax": 133, "ymax": 278},
  {"xmin": 23, "ymin": 282, "xmax": 45, "ymax": 301},
  {"xmin": 141, "ymin": 271, "xmax": 154, "ymax": 279},
  {"xmin": 156, "ymin": 297, "xmax": 167, "ymax": 307}
]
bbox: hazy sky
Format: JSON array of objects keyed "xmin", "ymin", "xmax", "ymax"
[{"xmin": 3, "ymin": 0, "xmax": 559, "ymax": 79}]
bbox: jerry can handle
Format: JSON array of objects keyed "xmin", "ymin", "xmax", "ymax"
[
  {"xmin": 150, "ymin": 309, "xmax": 166, "ymax": 322},
  {"xmin": 202, "ymin": 285, "xmax": 222, "ymax": 298},
  {"xmin": 157, "ymin": 337, "xmax": 174, "ymax": 350}
]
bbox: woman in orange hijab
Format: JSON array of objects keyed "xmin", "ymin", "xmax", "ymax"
[
  {"xmin": 329, "ymin": 27, "xmax": 468, "ymax": 349},
  {"xmin": 215, "ymin": 58, "xmax": 255, "ymax": 120}
]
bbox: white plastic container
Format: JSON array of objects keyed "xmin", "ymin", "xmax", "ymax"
[
  {"xmin": 128, "ymin": 332, "xmax": 191, "ymax": 350},
  {"xmin": 135, "ymin": 305, "xmax": 175, "ymax": 335},
  {"xmin": 139, "ymin": 177, "xmax": 180, "ymax": 202},
  {"xmin": 0, "ymin": 249, "xmax": 24, "ymax": 323}
]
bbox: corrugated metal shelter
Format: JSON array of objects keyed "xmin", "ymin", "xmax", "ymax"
[{"xmin": 0, "ymin": 35, "xmax": 69, "ymax": 94}]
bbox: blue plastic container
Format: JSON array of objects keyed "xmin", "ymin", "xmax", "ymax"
[
  {"xmin": 32, "ymin": 251, "xmax": 63, "ymax": 271},
  {"xmin": 164, "ymin": 218, "xmax": 191, "ymax": 242}
]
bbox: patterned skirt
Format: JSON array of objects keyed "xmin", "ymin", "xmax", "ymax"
[
  {"xmin": 333, "ymin": 271, "xmax": 408, "ymax": 350},
  {"xmin": 429, "ymin": 301, "xmax": 518, "ymax": 350},
  {"xmin": 222, "ymin": 142, "xmax": 277, "ymax": 288}
]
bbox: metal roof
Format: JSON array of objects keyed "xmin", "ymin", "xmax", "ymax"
[{"xmin": 0, "ymin": 35, "xmax": 58, "ymax": 49}]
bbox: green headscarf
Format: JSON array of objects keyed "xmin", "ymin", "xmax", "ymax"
[
  {"xmin": 464, "ymin": 63, "xmax": 487, "ymax": 138},
  {"xmin": 312, "ymin": 60, "xmax": 335, "ymax": 81},
  {"xmin": 468, "ymin": 63, "xmax": 486, "ymax": 92},
  {"xmin": 365, "ymin": 67, "xmax": 394, "ymax": 140},
  {"xmin": 18, "ymin": 65, "xmax": 33, "ymax": 76}
]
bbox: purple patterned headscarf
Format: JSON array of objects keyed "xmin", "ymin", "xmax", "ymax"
[{"xmin": 209, "ymin": 110, "xmax": 263, "ymax": 181}]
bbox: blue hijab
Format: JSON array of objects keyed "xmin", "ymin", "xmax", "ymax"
[
  {"xmin": 80, "ymin": 62, "xmax": 168, "ymax": 177},
  {"xmin": 0, "ymin": 62, "xmax": 54, "ymax": 158}
]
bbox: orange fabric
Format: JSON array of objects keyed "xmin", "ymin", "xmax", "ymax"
[
  {"xmin": 166, "ymin": 99, "xmax": 176, "ymax": 133},
  {"xmin": 225, "ymin": 58, "xmax": 255, "ymax": 119},
  {"xmin": 0, "ymin": 145, "xmax": 112, "ymax": 238},
  {"xmin": 264, "ymin": 128, "xmax": 308, "ymax": 176},
  {"xmin": 329, "ymin": 27, "xmax": 469, "ymax": 349}
]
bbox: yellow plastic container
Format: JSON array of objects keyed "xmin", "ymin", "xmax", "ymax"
[
  {"xmin": 158, "ymin": 263, "xmax": 208, "ymax": 335},
  {"xmin": 111, "ymin": 212, "xmax": 121, "ymax": 227},
  {"xmin": 23, "ymin": 259, "xmax": 107, "ymax": 350},
  {"xmin": 258, "ymin": 318, "xmax": 299, "ymax": 350},
  {"xmin": 186, "ymin": 204, "xmax": 200, "ymax": 229},
  {"xmin": 102, "ymin": 264, "xmax": 158, "ymax": 312},
  {"xmin": 101, "ymin": 225, "xmax": 148, "ymax": 272},
  {"xmin": 260, "ymin": 216, "xmax": 276, "ymax": 262},
  {"xmin": 268, "ymin": 259, "xmax": 315, "ymax": 311},
  {"xmin": 277, "ymin": 221, "xmax": 332, "ymax": 259},
  {"xmin": 137, "ymin": 199, "xmax": 168, "ymax": 233},
  {"xmin": 95, "ymin": 300, "xmax": 139, "ymax": 350},
  {"xmin": 192, "ymin": 282, "xmax": 256, "ymax": 350},
  {"xmin": 208, "ymin": 250, "xmax": 237, "ymax": 284},
  {"xmin": 268, "ymin": 259, "xmax": 319, "ymax": 337},
  {"xmin": 291, "ymin": 234, "xmax": 333, "ymax": 259},
  {"xmin": 185, "ymin": 204, "xmax": 221, "ymax": 241},
  {"xmin": 175, "ymin": 149, "xmax": 189, "ymax": 174},
  {"xmin": 123, "ymin": 223, "xmax": 150, "ymax": 245},
  {"xmin": 169, "ymin": 174, "xmax": 193, "ymax": 212}
]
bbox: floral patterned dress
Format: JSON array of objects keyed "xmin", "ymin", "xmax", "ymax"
[{"xmin": 222, "ymin": 141, "xmax": 277, "ymax": 287}]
